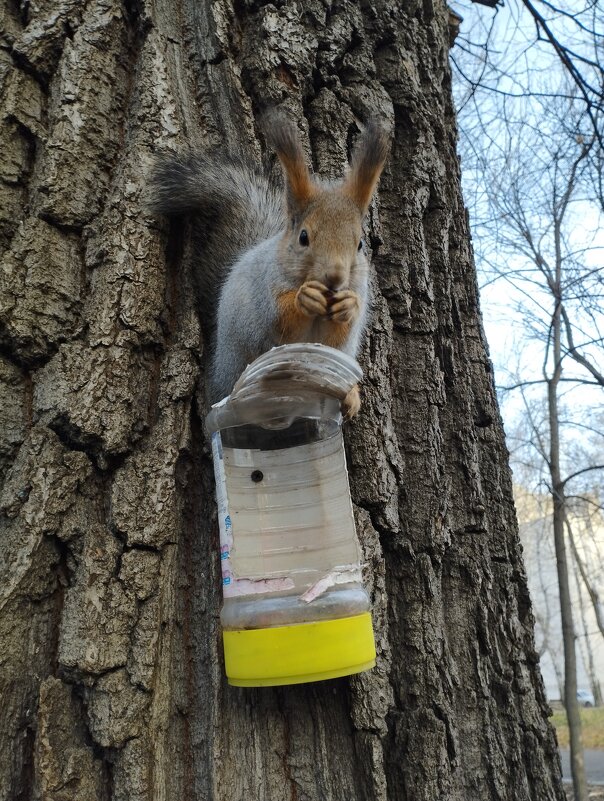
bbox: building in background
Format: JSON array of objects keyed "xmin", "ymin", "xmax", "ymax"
[{"xmin": 517, "ymin": 486, "xmax": 604, "ymax": 705}]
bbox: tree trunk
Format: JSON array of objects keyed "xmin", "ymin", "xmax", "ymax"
[
  {"xmin": 0, "ymin": 1, "xmax": 564, "ymax": 799},
  {"xmin": 548, "ymin": 385, "xmax": 586, "ymax": 800},
  {"xmin": 548, "ymin": 224, "xmax": 587, "ymax": 801}
]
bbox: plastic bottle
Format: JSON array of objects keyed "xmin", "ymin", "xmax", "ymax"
[{"xmin": 206, "ymin": 344, "xmax": 376, "ymax": 687}]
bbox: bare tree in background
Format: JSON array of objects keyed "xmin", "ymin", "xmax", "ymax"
[
  {"xmin": 461, "ymin": 93, "xmax": 604, "ymax": 800},
  {"xmin": 452, "ymin": 9, "xmax": 604, "ymax": 793},
  {"xmin": 517, "ymin": 471, "xmax": 604, "ymax": 705},
  {"xmin": 0, "ymin": 1, "xmax": 565, "ymax": 800},
  {"xmin": 454, "ymin": 0, "xmax": 604, "ymax": 170}
]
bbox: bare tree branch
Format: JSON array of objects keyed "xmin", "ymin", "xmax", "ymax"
[
  {"xmin": 560, "ymin": 304, "xmax": 604, "ymax": 385},
  {"xmin": 562, "ymin": 464, "xmax": 604, "ymax": 488}
]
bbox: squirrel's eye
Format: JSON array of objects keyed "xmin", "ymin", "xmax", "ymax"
[
  {"xmin": 299, "ymin": 229, "xmax": 309, "ymax": 247},
  {"xmin": 358, "ymin": 239, "xmax": 363, "ymax": 252}
]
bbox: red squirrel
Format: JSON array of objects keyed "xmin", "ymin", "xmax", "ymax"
[{"xmin": 150, "ymin": 113, "xmax": 389, "ymax": 417}]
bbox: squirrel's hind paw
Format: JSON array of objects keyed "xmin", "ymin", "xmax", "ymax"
[{"xmin": 342, "ymin": 385, "xmax": 361, "ymax": 420}]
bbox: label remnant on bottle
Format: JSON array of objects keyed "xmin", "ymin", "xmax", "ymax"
[
  {"xmin": 300, "ymin": 565, "xmax": 363, "ymax": 603},
  {"xmin": 213, "ymin": 433, "xmax": 232, "ymax": 582}
]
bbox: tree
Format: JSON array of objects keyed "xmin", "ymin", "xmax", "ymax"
[
  {"xmin": 0, "ymin": 1, "xmax": 564, "ymax": 799},
  {"xmin": 454, "ymin": 0, "xmax": 604, "ymax": 161},
  {"xmin": 459, "ymin": 88, "xmax": 604, "ymax": 799},
  {"xmin": 452, "ymin": 7, "xmax": 604, "ymax": 793}
]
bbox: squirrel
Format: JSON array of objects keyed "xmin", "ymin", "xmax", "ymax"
[{"xmin": 149, "ymin": 113, "xmax": 389, "ymax": 417}]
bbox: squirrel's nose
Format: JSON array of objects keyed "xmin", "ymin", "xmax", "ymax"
[{"xmin": 325, "ymin": 268, "xmax": 346, "ymax": 291}]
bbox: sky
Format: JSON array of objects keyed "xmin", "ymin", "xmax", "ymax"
[
  {"xmin": 450, "ymin": 0, "xmax": 604, "ymax": 482},
  {"xmin": 449, "ymin": 0, "xmax": 604, "ymax": 700}
]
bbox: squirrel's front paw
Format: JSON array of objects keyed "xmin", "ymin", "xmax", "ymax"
[
  {"xmin": 329, "ymin": 290, "xmax": 361, "ymax": 324},
  {"xmin": 296, "ymin": 281, "xmax": 329, "ymax": 317}
]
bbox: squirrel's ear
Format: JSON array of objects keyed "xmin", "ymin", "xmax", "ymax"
[
  {"xmin": 344, "ymin": 120, "xmax": 390, "ymax": 213},
  {"xmin": 264, "ymin": 113, "xmax": 315, "ymax": 215}
]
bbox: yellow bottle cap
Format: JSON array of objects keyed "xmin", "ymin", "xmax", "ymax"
[{"xmin": 223, "ymin": 612, "xmax": 376, "ymax": 687}]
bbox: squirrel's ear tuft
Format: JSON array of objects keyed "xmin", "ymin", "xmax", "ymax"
[
  {"xmin": 344, "ymin": 120, "xmax": 390, "ymax": 213},
  {"xmin": 264, "ymin": 112, "xmax": 315, "ymax": 215}
]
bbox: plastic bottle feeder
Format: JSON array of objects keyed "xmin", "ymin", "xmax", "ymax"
[{"xmin": 206, "ymin": 343, "xmax": 376, "ymax": 687}]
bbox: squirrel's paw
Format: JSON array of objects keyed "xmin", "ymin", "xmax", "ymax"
[
  {"xmin": 296, "ymin": 281, "xmax": 329, "ymax": 317},
  {"xmin": 342, "ymin": 385, "xmax": 361, "ymax": 419},
  {"xmin": 329, "ymin": 290, "xmax": 361, "ymax": 323}
]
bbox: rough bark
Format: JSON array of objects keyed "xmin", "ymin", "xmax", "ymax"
[{"xmin": 0, "ymin": 1, "xmax": 564, "ymax": 800}]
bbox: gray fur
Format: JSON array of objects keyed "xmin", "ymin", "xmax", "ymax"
[
  {"xmin": 148, "ymin": 153, "xmax": 284, "ymax": 331},
  {"xmin": 211, "ymin": 235, "xmax": 370, "ymax": 400}
]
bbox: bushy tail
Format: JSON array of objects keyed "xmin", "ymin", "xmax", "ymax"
[{"xmin": 148, "ymin": 152, "xmax": 285, "ymax": 330}]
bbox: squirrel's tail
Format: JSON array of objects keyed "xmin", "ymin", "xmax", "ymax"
[{"xmin": 148, "ymin": 152, "xmax": 284, "ymax": 329}]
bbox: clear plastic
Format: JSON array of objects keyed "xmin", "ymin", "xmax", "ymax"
[{"xmin": 207, "ymin": 344, "xmax": 369, "ymax": 633}]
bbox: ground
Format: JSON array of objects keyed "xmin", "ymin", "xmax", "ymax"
[
  {"xmin": 553, "ymin": 708, "xmax": 604, "ymax": 750},
  {"xmin": 554, "ymin": 708, "xmax": 604, "ymax": 798},
  {"xmin": 564, "ymin": 787, "xmax": 604, "ymax": 800}
]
